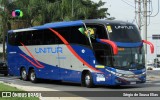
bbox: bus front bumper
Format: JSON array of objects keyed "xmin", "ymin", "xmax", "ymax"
[{"xmin": 92, "ymin": 71, "xmax": 146, "ymax": 86}]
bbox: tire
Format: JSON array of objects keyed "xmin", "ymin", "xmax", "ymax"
[
  {"xmin": 29, "ymin": 69, "xmax": 38, "ymax": 83},
  {"xmin": 21, "ymin": 68, "xmax": 28, "ymax": 81},
  {"xmin": 84, "ymin": 72, "xmax": 94, "ymax": 88}
]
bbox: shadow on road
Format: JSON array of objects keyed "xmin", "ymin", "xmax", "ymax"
[
  {"xmin": 36, "ymin": 79, "xmax": 156, "ymax": 90},
  {"xmin": 1, "ymin": 74, "xmax": 160, "ymax": 90}
]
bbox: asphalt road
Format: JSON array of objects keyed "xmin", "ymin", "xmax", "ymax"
[
  {"xmin": 0, "ymin": 70, "xmax": 160, "ymax": 100},
  {"xmin": 147, "ymin": 70, "xmax": 160, "ymax": 76}
]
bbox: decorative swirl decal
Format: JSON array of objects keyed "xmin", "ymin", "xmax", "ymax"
[
  {"xmin": 49, "ymin": 28, "xmax": 101, "ymax": 73},
  {"xmin": 20, "ymin": 42, "xmax": 44, "ymax": 68}
]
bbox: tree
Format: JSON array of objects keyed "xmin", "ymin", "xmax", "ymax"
[
  {"xmin": 0, "ymin": 0, "xmax": 110, "ymax": 33},
  {"xmin": 0, "ymin": 0, "xmax": 11, "ymax": 61},
  {"xmin": 54, "ymin": 0, "xmax": 110, "ymax": 21},
  {"xmin": 0, "ymin": 0, "xmax": 110, "ymax": 61},
  {"xmin": 76, "ymin": 0, "xmax": 110, "ymax": 19}
]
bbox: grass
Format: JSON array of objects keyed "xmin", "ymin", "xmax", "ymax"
[{"xmin": 0, "ymin": 83, "xmax": 39, "ymax": 100}]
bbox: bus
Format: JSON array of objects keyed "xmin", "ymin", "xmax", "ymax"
[{"xmin": 7, "ymin": 19, "xmax": 154, "ymax": 87}]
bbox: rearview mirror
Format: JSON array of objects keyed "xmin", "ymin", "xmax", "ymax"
[{"xmin": 142, "ymin": 40, "xmax": 154, "ymax": 54}]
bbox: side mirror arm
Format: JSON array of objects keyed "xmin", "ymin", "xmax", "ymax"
[
  {"xmin": 142, "ymin": 40, "xmax": 154, "ymax": 54},
  {"xmin": 96, "ymin": 39, "xmax": 118, "ymax": 55}
]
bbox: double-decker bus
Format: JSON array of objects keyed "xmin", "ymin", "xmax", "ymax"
[{"xmin": 7, "ymin": 19, "xmax": 154, "ymax": 87}]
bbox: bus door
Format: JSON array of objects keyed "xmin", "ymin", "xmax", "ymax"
[
  {"xmin": 92, "ymin": 42, "xmax": 112, "ymax": 68},
  {"xmin": 85, "ymin": 24, "xmax": 113, "ymax": 68}
]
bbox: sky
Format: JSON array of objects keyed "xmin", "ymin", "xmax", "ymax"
[{"xmin": 92, "ymin": 0, "xmax": 160, "ymax": 62}]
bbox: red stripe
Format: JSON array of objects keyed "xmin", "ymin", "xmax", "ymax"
[
  {"xmin": 49, "ymin": 28, "xmax": 101, "ymax": 73},
  {"xmin": 20, "ymin": 42, "xmax": 44, "ymax": 68},
  {"xmin": 19, "ymin": 54, "xmax": 44, "ymax": 68}
]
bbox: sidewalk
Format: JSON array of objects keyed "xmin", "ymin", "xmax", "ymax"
[{"xmin": 147, "ymin": 75, "xmax": 160, "ymax": 81}]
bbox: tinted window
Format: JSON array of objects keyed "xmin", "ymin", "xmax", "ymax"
[
  {"xmin": 8, "ymin": 33, "xmax": 16, "ymax": 45},
  {"xmin": 107, "ymin": 24, "xmax": 141, "ymax": 42},
  {"xmin": 22, "ymin": 31, "xmax": 33, "ymax": 45},
  {"xmin": 86, "ymin": 24, "xmax": 108, "ymax": 39},
  {"xmin": 71, "ymin": 26, "xmax": 90, "ymax": 46},
  {"xmin": 54, "ymin": 27, "xmax": 71, "ymax": 44},
  {"xmin": 8, "ymin": 29, "xmax": 61, "ymax": 46},
  {"xmin": 31, "ymin": 31, "xmax": 42, "ymax": 45},
  {"xmin": 8, "ymin": 32, "xmax": 24, "ymax": 46},
  {"xmin": 113, "ymin": 47, "xmax": 145, "ymax": 70},
  {"xmin": 8, "ymin": 26, "xmax": 91, "ymax": 46},
  {"xmin": 54, "ymin": 26, "xmax": 90, "ymax": 46},
  {"xmin": 43, "ymin": 29, "xmax": 58, "ymax": 45}
]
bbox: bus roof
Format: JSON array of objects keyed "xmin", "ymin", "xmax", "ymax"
[
  {"xmin": 83, "ymin": 19, "xmax": 134, "ymax": 25},
  {"xmin": 9, "ymin": 19, "xmax": 134, "ymax": 33}
]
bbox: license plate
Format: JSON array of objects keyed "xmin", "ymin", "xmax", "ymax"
[{"xmin": 130, "ymin": 82, "xmax": 136, "ymax": 84}]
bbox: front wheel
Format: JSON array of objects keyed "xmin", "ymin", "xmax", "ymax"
[
  {"xmin": 29, "ymin": 69, "xmax": 38, "ymax": 83},
  {"xmin": 84, "ymin": 72, "xmax": 94, "ymax": 88}
]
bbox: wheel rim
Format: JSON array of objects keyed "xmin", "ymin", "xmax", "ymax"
[
  {"xmin": 30, "ymin": 72, "xmax": 35, "ymax": 81},
  {"xmin": 85, "ymin": 75, "xmax": 90, "ymax": 86},
  {"xmin": 21, "ymin": 70, "xmax": 26, "ymax": 79}
]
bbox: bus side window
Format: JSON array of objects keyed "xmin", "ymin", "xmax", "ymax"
[
  {"xmin": 70, "ymin": 26, "xmax": 90, "ymax": 46},
  {"xmin": 43, "ymin": 29, "xmax": 55, "ymax": 45},
  {"xmin": 31, "ymin": 30, "xmax": 44, "ymax": 45},
  {"xmin": 24, "ymin": 32, "xmax": 32, "ymax": 45},
  {"xmin": 8, "ymin": 33, "xmax": 16, "ymax": 46},
  {"xmin": 54, "ymin": 27, "xmax": 71, "ymax": 44},
  {"xmin": 15, "ymin": 32, "xmax": 23, "ymax": 46}
]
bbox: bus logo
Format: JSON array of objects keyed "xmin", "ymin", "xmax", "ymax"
[
  {"xmin": 115, "ymin": 26, "xmax": 134, "ymax": 29},
  {"xmin": 35, "ymin": 47, "xmax": 63, "ymax": 54}
]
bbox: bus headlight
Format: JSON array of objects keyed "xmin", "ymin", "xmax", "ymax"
[
  {"xmin": 96, "ymin": 74, "xmax": 105, "ymax": 82},
  {"xmin": 141, "ymin": 71, "xmax": 146, "ymax": 77}
]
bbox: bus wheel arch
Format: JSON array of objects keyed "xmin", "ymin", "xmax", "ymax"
[
  {"xmin": 28, "ymin": 67, "xmax": 38, "ymax": 83},
  {"xmin": 81, "ymin": 70, "xmax": 94, "ymax": 88},
  {"xmin": 20, "ymin": 67, "xmax": 28, "ymax": 81}
]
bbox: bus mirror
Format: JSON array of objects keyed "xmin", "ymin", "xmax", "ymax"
[
  {"xmin": 142, "ymin": 40, "xmax": 154, "ymax": 54},
  {"xmin": 96, "ymin": 39, "xmax": 118, "ymax": 55}
]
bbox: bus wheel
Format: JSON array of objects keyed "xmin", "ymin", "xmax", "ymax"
[
  {"xmin": 29, "ymin": 69, "xmax": 38, "ymax": 83},
  {"xmin": 21, "ymin": 68, "xmax": 28, "ymax": 81},
  {"xmin": 84, "ymin": 72, "xmax": 94, "ymax": 88}
]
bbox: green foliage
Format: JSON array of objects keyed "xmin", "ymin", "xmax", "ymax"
[
  {"xmin": 0, "ymin": 83, "xmax": 21, "ymax": 91},
  {"xmin": 0, "ymin": 83, "xmax": 39, "ymax": 100},
  {"xmin": 0, "ymin": 0, "xmax": 110, "ymax": 42}
]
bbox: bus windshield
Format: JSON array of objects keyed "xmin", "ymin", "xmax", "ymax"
[
  {"xmin": 107, "ymin": 24, "xmax": 142, "ymax": 42},
  {"xmin": 113, "ymin": 47, "xmax": 145, "ymax": 70}
]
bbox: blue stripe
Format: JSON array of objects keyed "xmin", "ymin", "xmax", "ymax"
[
  {"xmin": 96, "ymin": 39, "xmax": 142, "ymax": 47},
  {"xmin": 96, "ymin": 39, "xmax": 112, "ymax": 46},
  {"xmin": 115, "ymin": 42, "xmax": 142, "ymax": 47},
  {"xmin": 32, "ymin": 20, "xmax": 83, "ymax": 30},
  {"xmin": 96, "ymin": 39, "xmax": 103, "ymax": 43}
]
